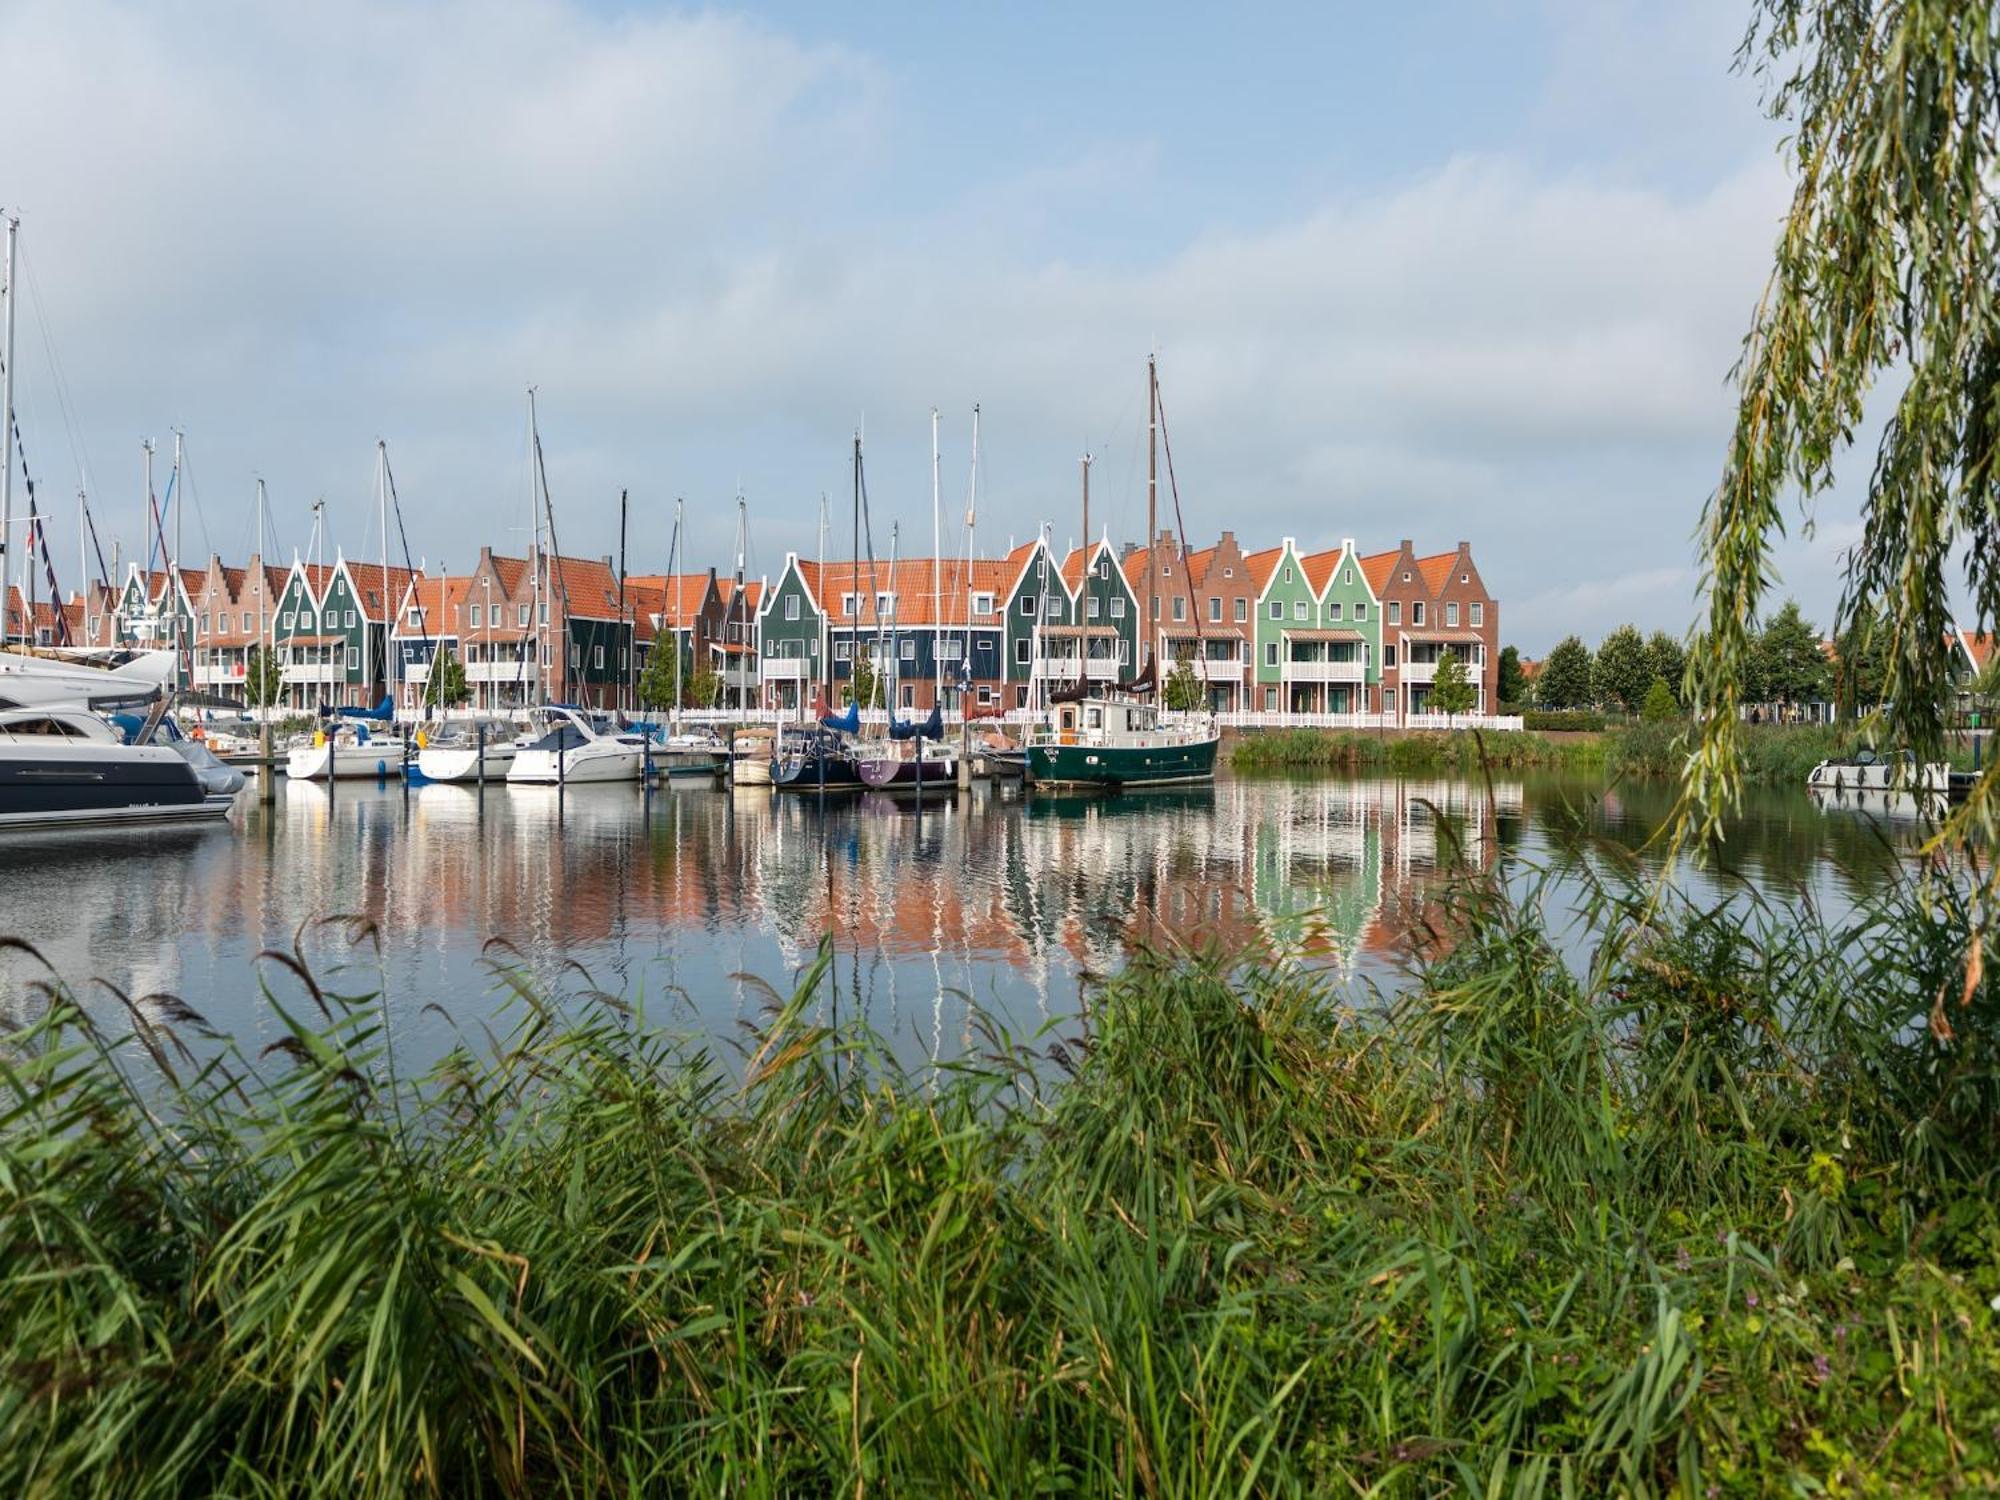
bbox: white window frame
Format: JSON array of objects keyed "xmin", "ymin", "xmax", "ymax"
[
  {"xmin": 1111, "ymin": 596, "xmax": 1126, "ymax": 619},
  {"xmin": 1413, "ymin": 602, "xmax": 1426, "ymax": 626},
  {"xmin": 1388, "ymin": 602, "xmax": 1401, "ymax": 626},
  {"xmin": 835, "ymin": 639, "xmax": 853, "ymax": 661},
  {"xmin": 1470, "ymin": 602, "xmax": 1483, "ymax": 626},
  {"xmin": 786, "ymin": 595, "xmax": 800, "ymax": 621},
  {"xmin": 1447, "ymin": 602, "xmax": 1459, "ymax": 627},
  {"xmin": 1235, "ymin": 599, "xmax": 1247, "ymax": 623},
  {"xmin": 1268, "ymin": 600, "xmax": 1282, "ymax": 621},
  {"xmin": 1265, "ymin": 642, "xmax": 1278, "ymax": 668},
  {"xmin": 1293, "ymin": 601, "xmax": 1307, "ymax": 622},
  {"xmin": 972, "ymin": 592, "xmax": 995, "ymax": 617},
  {"xmin": 1087, "ymin": 596, "xmax": 1100, "ymax": 619}
]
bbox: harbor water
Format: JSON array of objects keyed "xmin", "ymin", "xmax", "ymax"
[{"xmin": 0, "ymin": 770, "xmax": 1926, "ymax": 1074}]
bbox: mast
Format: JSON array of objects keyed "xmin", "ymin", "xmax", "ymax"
[
  {"xmin": 851, "ymin": 434, "xmax": 861, "ymax": 708},
  {"xmin": 733, "ymin": 493, "xmax": 748, "ymax": 712},
  {"xmin": 816, "ymin": 491, "xmax": 828, "ymax": 715},
  {"xmin": 171, "ymin": 431, "xmax": 184, "ymax": 686},
  {"xmin": 930, "ymin": 407, "xmax": 942, "ymax": 711},
  {"xmin": 527, "ymin": 388, "xmax": 543, "ymax": 704},
  {"xmin": 255, "ymin": 477, "xmax": 267, "ymax": 657},
  {"xmin": 885, "ymin": 520, "xmax": 899, "ymax": 715},
  {"xmin": 376, "ymin": 439, "xmax": 389, "ymax": 716},
  {"xmin": 1, "ymin": 214, "xmax": 16, "ymax": 633},
  {"xmin": 1147, "ymin": 354, "xmax": 1158, "ymax": 676},
  {"xmin": 672, "ymin": 497, "xmax": 684, "ymax": 725},
  {"xmin": 617, "ymin": 487, "xmax": 629, "ymax": 714},
  {"xmin": 1081, "ymin": 452, "xmax": 1092, "ymax": 685},
  {"xmin": 963, "ymin": 406, "xmax": 979, "ymax": 681}
]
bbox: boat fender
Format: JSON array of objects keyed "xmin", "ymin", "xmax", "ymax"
[
  {"xmin": 416, "ymin": 729, "xmax": 428, "ymax": 749},
  {"xmin": 314, "ymin": 729, "xmax": 327, "ymax": 747}
]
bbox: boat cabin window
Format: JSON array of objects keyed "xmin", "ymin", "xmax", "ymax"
[
  {"xmin": 6, "ymin": 716, "xmax": 81, "ymax": 736},
  {"xmin": 1060, "ymin": 708, "xmax": 1076, "ymax": 733},
  {"xmin": 1086, "ymin": 707, "xmax": 1102, "ymax": 730}
]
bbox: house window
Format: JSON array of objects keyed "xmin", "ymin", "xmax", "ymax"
[
  {"xmin": 1209, "ymin": 597, "xmax": 1221, "ymax": 622},
  {"xmin": 1293, "ymin": 601, "xmax": 1307, "ymax": 622},
  {"xmin": 1446, "ymin": 602, "xmax": 1459, "ymax": 627},
  {"xmin": 786, "ymin": 595, "xmax": 800, "ymax": 621},
  {"xmin": 346, "ymin": 610, "xmax": 357, "ymax": 628},
  {"xmin": 1355, "ymin": 602, "xmax": 1367, "ymax": 621},
  {"xmin": 1223, "ymin": 567, "xmax": 1233, "ymax": 579},
  {"xmin": 1470, "ymin": 602, "xmax": 1483, "ymax": 626},
  {"xmin": 1268, "ymin": 601, "xmax": 1281, "ymax": 621},
  {"xmin": 1388, "ymin": 602, "xmax": 1400, "ymax": 626},
  {"xmin": 1015, "ymin": 638, "xmax": 1029, "ymax": 665},
  {"xmin": 1385, "ymin": 646, "xmax": 1398, "ymax": 668},
  {"xmin": 835, "ymin": 640, "xmax": 853, "ymax": 661},
  {"xmin": 1329, "ymin": 601, "xmax": 1343, "ymax": 621},
  {"xmin": 470, "ymin": 605, "xmax": 482, "ymax": 628},
  {"xmin": 1284, "ymin": 566, "xmax": 1293, "ymax": 583},
  {"xmin": 1088, "ymin": 596, "xmax": 1100, "ymax": 619},
  {"xmin": 590, "ymin": 645, "xmax": 602, "ymax": 670},
  {"xmin": 1265, "ymin": 642, "xmax": 1278, "ymax": 668},
  {"xmin": 518, "ymin": 605, "xmax": 530, "ymax": 627},
  {"xmin": 1402, "ymin": 571, "xmax": 1411, "ymax": 582},
  {"xmin": 200, "ymin": 614, "xmax": 210, "ymax": 636},
  {"xmin": 1111, "ymin": 597, "xmax": 1125, "ymax": 619},
  {"xmin": 1150, "ymin": 596, "xmax": 1159, "ymax": 620},
  {"xmin": 282, "ymin": 612, "xmax": 295, "ymax": 630},
  {"xmin": 1043, "ymin": 597, "xmax": 1060, "ymax": 617},
  {"xmin": 539, "ymin": 603, "xmax": 549, "ymax": 625},
  {"xmin": 978, "ymin": 686, "xmax": 994, "ymax": 705},
  {"xmin": 876, "ymin": 593, "xmax": 893, "ymax": 616},
  {"xmin": 1018, "ymin": 594, "xmax": 1033, "ymax": 617},
  {"xmin": 1264, "ymin": 687, "xmax": 1277, "ymax": 711},
  {"xmin": 973, "ymin": 592, "xmax": 994, "ymax": 616},
  {"xmin": 1235, "ymin": 599, "xmax": 1247, "ymax": 623},
  {"xmin": 1413, "ymin": 602, "xmax": 1426, "ymax": 626},
  {"xmin": 345, "ymin": 646, "xmax": 359, "ymax": 670},
  {"xmin": 1173, "ymin": 597, "xmax": 1186, "ymax": 622},
  {"xmin": 1345, "ymin": 569, "xmax": 1353, "ymax": 585},
  {"xmin": 1461, "ymin": 572, "xmax": 1469, "ymax": 584},
  {"xmin": 941, "ymin": 638, "xmax": 963, "ymax": 660},
  {"xmin": 899, "ymin": 639, "xmax": 915, "ymax": 662}
]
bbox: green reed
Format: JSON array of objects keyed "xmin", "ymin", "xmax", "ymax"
[{"xmin": 2, "ymin": 848, "xmax": 1997, "ymax": 1496}]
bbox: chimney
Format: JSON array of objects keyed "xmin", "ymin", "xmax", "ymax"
[{"xmin": 1400, "ymin": 538, "xmax": 1413, "ymax": 551}]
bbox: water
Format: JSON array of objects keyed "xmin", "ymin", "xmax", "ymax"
[{"xmin": 0, "ymin": 771, "xmax": 1926, "ymax": 1072}]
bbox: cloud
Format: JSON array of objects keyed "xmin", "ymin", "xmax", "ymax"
[{"xmin": 1, "ymin": 0, "xmax": 1805, "ymax": 650}]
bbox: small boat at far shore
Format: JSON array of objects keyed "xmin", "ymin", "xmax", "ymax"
[
  {"xmin": 1805, "ymin": 747, "xmax": 1949, "ymax": 796},
  {"xmin": 413, "ymin": 722, "xmax": 521, "ymax": 783},
  {"xmin": 731, "ymin": 727, "xmax": 775, "ymax": 786}
]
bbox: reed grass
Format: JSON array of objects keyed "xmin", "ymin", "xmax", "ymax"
[{"xmin": 3, "ymin": 852, "xmax": 1998, "ymax": 1495}]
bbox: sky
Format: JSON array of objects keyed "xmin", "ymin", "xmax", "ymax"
[{"xmin": 0, "ymin": 0, "xmax": 1867, "ymax": 651}]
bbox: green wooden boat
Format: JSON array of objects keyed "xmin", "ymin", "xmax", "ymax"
[{"xmin": 1026, "ymin": 695, "xmax": 1219, "ymax": 789}]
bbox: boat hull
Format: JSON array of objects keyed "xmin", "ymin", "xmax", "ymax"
[
  {"xmin": 1027, "ymin": 734, "xmax": 1219, "ymax": 789},
  {"xmin": 1805, "ymin": 759, "xmax": 1949, "ymax": 794},
  {"xmin": 507, "ymin": 745, "xmax": 644, "ymax": 784},
  {"xmin": 0, "ymin": 747, "xmax": 219, "ymax": 829},
  {"xmin": 286, "ymin": 741, "xmax": 409, "ymax": 780},
  {"xmin": 414, "ymin": 744, "xmax": 518, "ymax": 783},
  {"xmin": 856, "ymin": 753, "xmax": 958, "ymax": 792},
  {"xmin": 772, "ymin": 751, "xmax": 863, "ymax": 791},
  {"xmin": 732, "ymin": 756, "xmax": 773, "ymax": 786},
  {"xmin": 656, "ymin": 750, "xmax": 728, "ymax": 779}
]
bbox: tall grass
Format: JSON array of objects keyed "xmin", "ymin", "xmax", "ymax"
[
  {"xmin": 1231, "ymin": 728, "xmax": 1605, "ymax": 774},
  {"xmin": 3, "ymin": 855, "xmax": 1998, "ymax": 1495}
]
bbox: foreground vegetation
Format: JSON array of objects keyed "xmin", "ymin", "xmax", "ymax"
[{"xmin": 3, "ymin": 849, "xmax": 1997, "ymax": 1496}]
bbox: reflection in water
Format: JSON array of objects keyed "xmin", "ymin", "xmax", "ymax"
[{"xmin": 0, "ymin": 770, "xmax": 1926, "ymax": 1071}]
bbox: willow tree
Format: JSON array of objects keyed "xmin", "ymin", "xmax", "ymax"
[{"xmin": 1689, "ymin": 1, "xmax": 1999, "ymax": 877}]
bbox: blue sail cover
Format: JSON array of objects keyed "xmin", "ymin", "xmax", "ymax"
[
  {"xmin": 337, "ymin": 695, "xmax": 395, "ymax": 722},
  {"xmin": 888, "ymin": 715, "xmax": 918, "ymax": 741},
  {"xmin": 819, "ymin": 701, "xmax": 861, "ymax": 734},
  {"xmin": 919, "ymin": 705, "xmax": 944, "ymax": 740}
]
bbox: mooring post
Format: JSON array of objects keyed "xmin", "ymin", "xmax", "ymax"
[
  {"xmin": 477, "ymin": 722, "xmax": 487, "ymax": 791},
  {"xmin": 260, "ymin": 720, "xmax": 276, "ymax": 806}
]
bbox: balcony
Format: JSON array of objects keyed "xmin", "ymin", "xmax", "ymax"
[
  {"xmin": 465, "ymin": 660, "xmax": 536, "ymax": 684},
  {"xmin": 762, "ymin": 657, "xmax": 810, "ymax": 682},
  {"xmin": 281, "ymin": 662, "xmax": 345, "ymax": 685},
  {"xmin": 1030, "ymin": 656, "xmax": 1124, "ymax": 683},
  {"xmin": 1283, "ymin": 657, "xmax": 1366, "ymax": 684}
]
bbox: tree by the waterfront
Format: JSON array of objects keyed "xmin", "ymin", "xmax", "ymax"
[
  {"xmin": 1641, "ymin": 678, "xmax": 1679, "ymax": 723},
  {"xmin": 1833, "ymin": 600, "xmax": 1891, "ymax": 720},
  {"xmin": 1592, "ymin": 625, "xmax": 1652, "ymax": 714},
  {"xmin": 637, "ymin": 641, "xmax": 678, "ymax": 710},
  {"xmin": 1688, "ymin": 0, "xmax": 2000, "ymax": 849},
  {"xmin": 843, "ymin": 657, "xmax": 880, "ymax": 710},
  {"xmin": 1645, "ymin": 632, "xmax": 1687, "ymax": 706},
  {"xmin": 243, "ymin": 645, "xmax": 282, "ymax": 709},
  {"xmin": 1430, "ymin": 650, "xmax": 1476, "ymax": 720},
  {"xmin": 1163, "ymin": 654, "xmax": 1203, "ymax": 712},
  {"xmin": 1536, "ymin": 636, "xmax": 1594, "ymax": 710},
  {"xmin": 1753, "ymin": 601, "xmax": 1829, "ymax": 711},
  {"xmin": 1496, "ymin": 645, "xmax": 1526, "ymax": 707},
  {"xmin": 684, "ymin": 666, "xmax": 722, "ymax": 710},
  {"xmin": 423, "ymin": 645, "xmax": 469, "ymax": 710}
]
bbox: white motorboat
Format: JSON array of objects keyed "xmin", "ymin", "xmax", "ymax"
[
  {"xmin": 0, "ymin": 705, "xmax": 233, "ymax": 831},
  {"xmin": 1804, "ymin": 747, "xmax": 1949, "ymax": 795},
  {"xmin": 506, "ymin": 706, "xmax": 644, "ymax": 785},
  {"xmin": 413, "ymin": 722, "xmax": 521, "ymax": 783}
]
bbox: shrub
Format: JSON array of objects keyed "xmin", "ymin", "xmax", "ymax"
[
  {"xmin": 1640, "ymin": 677, "xmax": 1680, "ymax": 722},
  {"xmin": 1524, "ymin": 709, "xmax": 1606, "ymax": 732}
]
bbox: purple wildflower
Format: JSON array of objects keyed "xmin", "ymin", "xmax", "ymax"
[
  {"xmin": 1814, "ymin": 1353, "xmax": 1830, "ymax": 1379},
  {"xmin": 1745, "ymin": 1290, "xmax": 1760, "ymax": 1309}
]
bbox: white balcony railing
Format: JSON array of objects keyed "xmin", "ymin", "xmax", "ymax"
[
  {"xmin": 281, "ymin": 663, "xmax": 345, "ymax": 685},
  {"xmin": 1029, "ymin": 657, "xmax": 1124, "ymax": 682},
  {"xmin": 465, "ymin": 661, "xmax": 537, "ymax": 684},
  {"xmin": 1400, "ymin": 658, "xmax": 1437, "ymax": 685},
  {"xmin": 761, "ymin": 657, "xmax": 809, "ymax": 681},
  {"xmin": 1282, "ymin": 657, "xmax": 1366, "ymax": 684}
]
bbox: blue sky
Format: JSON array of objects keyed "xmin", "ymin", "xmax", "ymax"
[{"xmin": 2, "ymin": 0, "xmax": 1855, "ymax": 650}]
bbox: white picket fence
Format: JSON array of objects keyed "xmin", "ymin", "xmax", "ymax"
[{"xmin": 666, "ymin": 707, "xmax": 1526, "ymax": 733}]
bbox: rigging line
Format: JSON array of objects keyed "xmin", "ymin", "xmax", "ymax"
[
  {"xmin": 380, "ymin": 446, "xmax": 432, "ymax": 651},
  {"xmin": 1150, "ymin": 377, "xmax": 1204, "ymax": 655},
  {"xmin": 176, "ymin": 435, "xmax": 215, "ymax": 560},
  {"xmin": 18, "ymin": 246, "xmax": 94, "ymax": 496}
]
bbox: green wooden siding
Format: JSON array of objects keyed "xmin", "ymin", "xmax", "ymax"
[{"xmin": 1254, "ymin": 542, "xmax": 1317, "ymax": 686}]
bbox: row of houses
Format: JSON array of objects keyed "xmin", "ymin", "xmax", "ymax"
[
  {"xmin": 758, "ymin": 531, "xmax": 1500, "ymax": 718},
  {"xmin": 1, "ymin": 528, "xmax": 1501, "ymax": 719}
]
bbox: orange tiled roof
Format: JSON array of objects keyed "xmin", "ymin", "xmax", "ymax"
[
  {"xmin": 341, "ymin": 560, "xmax": 420, "ymax": 615},
  {"xmin": 1299, "ymin": 546, "xmax": 1347, "ymax": 595},
  {"xmin": 1416, "ymin": 552, "xmax": 1457, "ymax": 594},
  {"xmin": 816, "ymin": 556, "xmax": 1015, "ymax": 629},
  {"xmin": 1242, "ymin": 545, "xmax": 1284, "ymax": 595},
  {"xmin": 1358, "ymin": 550, "xmax": 1399, "ymax": 596}
]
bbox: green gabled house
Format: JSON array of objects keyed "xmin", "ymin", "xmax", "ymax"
[
  {"xmin": 1297, "ymin": 538, "xmax": 1379, "ymax": 715},
  {"xmin": 270, "ymin": 558, "xmax": 345, "ymax": 711},
  {"xmin": 1061, "ymin": 534, "xmax": 1140, "ymax": 682},
  {"xmin": 1000, "ymin": 535, "xmax": 1071, "ymax": 707},
  {"xmin": 1251, "ymin": 538, "xmax": 1319, "ymax": 711},
  {"xmin": 756, "ymin": 553, "xmax": 826, "ymax": 713}
]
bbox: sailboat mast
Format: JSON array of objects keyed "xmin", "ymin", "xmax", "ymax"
[
  {"xmin": 672, "ymin": 497, "xmax": 683, "ymax": 724},
  {"xmin": 733, "ymin": 494, "xmax": 748, "ymax": 712},
  {"xmin": 1081, "ymin": 452, "xmax": 1091, "ymax": 684},
  {"xmin": 1, "ymin": 214, "xmax": 16, "ymax": 629},
  {"xmin": 617, "ymin": 487, "xmax": 628, "ymax": 714},
  {"xmin": 816, "ymin": 492, "xmax": 828, "ymax": 714},
  {"xmin": 886, "ymin": 520, "xmax": 899, "ymax": 713},
  {"xmin": 527, "ymin": 389, "xmax": 543, "ymax": 704},
  {"xmin": 1147, "ymin": 355, "xmax": 1158, "ymax": 676},
  {"xmin": 851, "ymin": 434, "xmax": 861, "ymax": 706},
  {"xmin": 376, "ymin": 439, "xmax": 390, "ymax": 716},
  {"xmin": 963, "ymin": 405, "xmax": 979, "ymax": 689},
  {"xmin": 930, "ymin": 407, "xmax": 941, "ymax": 710},
  {"xmin": 171, "ymin": 431, "xmax": 184, "ymax": 685}
]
